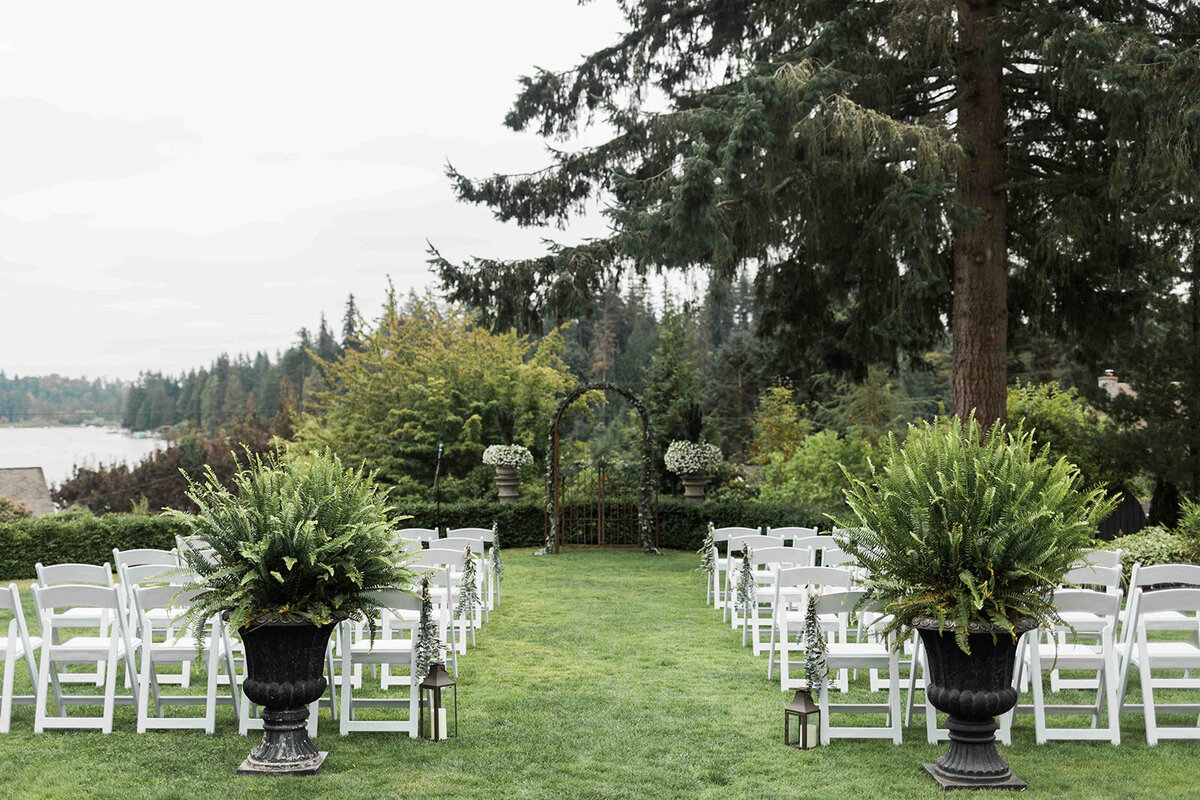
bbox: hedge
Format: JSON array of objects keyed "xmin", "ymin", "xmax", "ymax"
[
  {"xmin": 0, "ymin": 512, "xmax": 190, "ymax": 580},
  {"xmin": 0, "ymin": 499, "xmax": 824, "ymax": 578}
]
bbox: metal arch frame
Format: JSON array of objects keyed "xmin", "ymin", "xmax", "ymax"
[{"xmin": 544, "ymin": 382, "xmax": 658, "ymax": 555}]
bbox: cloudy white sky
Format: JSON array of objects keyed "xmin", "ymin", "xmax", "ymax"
[{"xmin": 0, "ymin": 1, "xmax": 626, "ymax": 380}]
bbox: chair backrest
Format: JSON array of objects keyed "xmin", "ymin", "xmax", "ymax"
[
  {"xmin": 437, "ymin": 538, "xmax": 487, "ymax": 554},
  {"xmin": 768, "ymin": 526, "xmax": 819, "ymax": 545},
  {"xmin": 1064, "ymin": 563, "xmax": 1122, "ymax": 591},
  {"xmin": 393, "ymin": 528, "xmax": 439, "ymax": 543},
  {"xmin": 113, "ymin": 548, "xmax": 177, "ymax": 569},
  {"xmin": 1130, "ymin": 562, "xmax": 1200, "ymax": 588},
  {"xmin": 409, "ymin": 550, "xmax": 468, "ymax": 571},
  {"xmin": 132, "ymin": 584, "xmax": 200, "ymax": 615},
  {"xmin": 363, "ymin": 589, "xmax": 422, "ymax": 615},
  {"xmin": 787, "ymin": 534, "xmax": 839, "ymax": 553},
  {"xmin": 776, "ymin": 566, "xmax": 854, "ymax": 592},
  {"xmin": 710, "ymin": 526, "xmax": 761, "ymax": 544},
  {"xmin": 749, "ymin": 546, "xmax": 812, "ymax": 569},
  {"xmin": 1131, "ymin": 586, "xmax": 1200, "ymax": 617},
  {"xmin": 813, "ymin": 588, "xmax": 871, "ymax": 616},
  {"xmin": 819, "ymin": 547, "xmax": 857, "ymax": 568},
  {"xmin": 120, "ymin": 563, "xmax": 184, "ymax": 588},
  {"xmin": 727, "ymin": 534, "xmax": 784, "ymax": 557},
  {"xmin": 1052, "ymin": 587, "xmax": 1122, "ymax": 623},
  {"xmin": 444, "ymin": 526, "xmax": 495, "ymax": 543},
  {"xmin": 35, "ymin": 562, "xmax": 114, "ymax": 588},
  {"xmin": 1079, "ymin": 548, "xmax": 1121, "ymax": 570},
  {"xmin": 32, "ymin": 583, "xmax": 122, "ymax": 613}
]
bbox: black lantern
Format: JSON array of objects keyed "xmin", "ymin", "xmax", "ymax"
[
  {"xmin": 418, "ymin": 660, "xmax": 457, "ymax": 740},
  {"xmin": 784, "ymin": 689, "xmax": 820, "ymax": 749}
]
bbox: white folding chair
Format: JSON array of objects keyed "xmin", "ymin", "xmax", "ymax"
[
  {"xmin": 725, "ymin": 534, "xmax": 784, "ymax": 627},
  {"xmin": 119, "ymin": 563, "xmax": 194, "ymax": 688},
  {"xmin": 132, "ymin": 585, "xmax": 235, "ymax": 733},
  {"xmin": 1018, "ymin": 589, "xmax": 1122, "ymax": 744},
  {"xmin": 339, "ymin": 590, "xmax": 424, "ymax": 736},
  {"xmin": 708, "ymin": 526, "xmax": 760, "ymax": 609},
  {"xmin": 35, "ymin": 562, "xmax": 115, "ymax": 686},
  {"xmin": 407, "ymin": 551, "xmax": 466, "ymax": 667},
  {"xmin": 814, "ymin": 589, "xmax": 902, "ymax": 744},
  {"xmin": 742, "ymin": 546, "xmax": 811, "ymax": 654},
  {"xmin": 427, "ymin": 545, "xmax": 483, "ymax": 645},
  {"xmin": 1046, "ymin": 561, "xmax": 1123, "ymax": 691},
  {"xmin": 31, "ymin": 584, "xmax": 139, "ymax": 733},
  {"xmin": 768, "ymin": 566, "xmax": 854, "ymax": 690},
  {"xmin": 1121, "ymin": 586, "xmax": 1200, "ymax": 744},
  {"xmin": 436, "ymin": 536, "xmax": 492, "ymax": 624},
  {"xmin": 445, "ymin": 526, "xmax": 498, "ymax": 612},
  {"xmin": 1, "ymin": 583, "xmax": 41, "ymax": 733}
]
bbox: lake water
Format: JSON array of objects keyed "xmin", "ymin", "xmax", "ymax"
[{"xmin": 0, "ymin": 426, "xmax": 166, "ymax": 486}]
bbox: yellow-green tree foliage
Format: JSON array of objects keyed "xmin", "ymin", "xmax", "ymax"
[
  {"xmin": 295, "ymin": 290, "xmax": 576, "ymax": 499},
  {"xmin": 749, "ymin": 386, "xmax": 808, "ymax": 464}
]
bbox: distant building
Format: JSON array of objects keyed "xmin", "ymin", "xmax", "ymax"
[
  {"xmin": 0, "ymin": 467, "xmax": 54, "ymax": 517},
  {"xmin": 1097, "ymin": 370, "xmax": 1136, "ymax": 400}
]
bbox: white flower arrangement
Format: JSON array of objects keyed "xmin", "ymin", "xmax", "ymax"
[
  {"xmin": 483, "ymin": 444, "xmax": 533, "ymax": 469},
  {"xmin": 664, "ymin": 440, "xmax": 722, "ymax": 476}
]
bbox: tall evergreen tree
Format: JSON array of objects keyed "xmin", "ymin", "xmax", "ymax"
[{"xmin": 432, "ymin": 1, "xmax": 1200, "ymax": 428}]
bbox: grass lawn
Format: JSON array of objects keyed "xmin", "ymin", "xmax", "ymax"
[{"xmin": 1, "ymin": 547, "xmax": 1198, "ymax": 799}]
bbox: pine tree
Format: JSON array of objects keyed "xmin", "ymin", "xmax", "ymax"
[
  {"xmin": 342, "ymin": 293, "xmax": 360, "ymax": 351},
  {"xmin": 432, "ymin": 1, "xmax": 1200, "ymax": 428},
  {"xmin": 415, "ymin": 574, "xmax": 443, "ymax": 680}
]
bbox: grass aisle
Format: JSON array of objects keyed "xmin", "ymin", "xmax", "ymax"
[{"xmin": 1, "ymin": 548, "xmax": 1197, "ymax": 799}]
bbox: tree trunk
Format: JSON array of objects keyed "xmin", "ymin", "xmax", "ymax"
[{"xmin": 951, "ymin": 0, "xmax": 1008, "ymax": 428}]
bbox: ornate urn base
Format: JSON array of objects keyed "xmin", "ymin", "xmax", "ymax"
[
  {"xmin": 495, "ymin": 466, "xmax": 520, "ymax": 503},
  {"xmin": 680, "ymin": 474, "xmax": 708, "ymax": 504},
  {"xmin": 915, "ymin": 617, "xmax": 1036, "ymax": 791},
  {"xmin": 237, "ymin": 619, "xmax": 336, "ymax": 776}
]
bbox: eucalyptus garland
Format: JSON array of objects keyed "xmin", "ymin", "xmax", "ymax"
[
  {"xmin": 698, "ymin": 522, "xmax": 716, "ymax": 575},
  {"xmin": 456, "ymin": 545, "xmax": 481, "ymax": 623},
  {"xmin": 415, "ymin": 574, "xmax": 443, "ymax": 680},
  {"xmin": 735, "ymin": 545, "xmax": 757, "ymax": 618},
  {"xmin": 802, "ymin": 589, "xmax": 829, "ymax": 692},
  {"xmin": 492, "ymin": 532, "xmax": 505, "ymax": 585}
]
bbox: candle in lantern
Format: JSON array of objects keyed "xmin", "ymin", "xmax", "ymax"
[{"xmin": 437, "ymin": 707, "xmax": 448, "ymax": 740}]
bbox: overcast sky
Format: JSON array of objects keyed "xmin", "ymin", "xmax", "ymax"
[{"xmin": 0, "ymin": 1, "xmax": 626, "ymax": 381}]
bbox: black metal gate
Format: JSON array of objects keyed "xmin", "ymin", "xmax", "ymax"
[{"xmin": 553, "ymin": 458, "xmax": 652, "ymax": 547}]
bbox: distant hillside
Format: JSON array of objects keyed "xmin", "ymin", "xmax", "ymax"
[{"xmin": 0, "ymin": 373, "xmax": 127, "ymax": 426}]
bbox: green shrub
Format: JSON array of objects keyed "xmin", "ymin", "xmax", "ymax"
[
  {"xmin": 1007, "ymin": 381, "xmax": 1135, "ymax": 491},
  {"xmin": 1104, "ymin": 526, "xmax": 1197, "ymax": 585},
  {"xmin": 0, "ymin": 496, "xmax": 822, "ymax": 580},
  {"xmin": 838, "ymin": 416, "xmax": 1116, "ymax": 652},
  {"xmin": 758, "ymin": 429, "xmax": 874, "ymax": 513},
  {"xmin": 0, "ymin": 511, "xmax": 189, "ymax": 579}
]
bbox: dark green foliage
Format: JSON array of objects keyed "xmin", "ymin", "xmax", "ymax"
[
  {"xmin": 0, "ymin": 511, "xmax": 188, "ymax": 579},
  {"xmin": 171, "ymin": 451, "xmax": 413, "ymax": 638},
  {"xmin": 0, "ymin": 372, "xmax": 126, "ymax": 425},
  {"xmin": 837, "ymin": 416, "xmax": 1116, "ymax": 652},
  {"xmin": 1105, "ymin": 526, "xmax": 1198, "ymax": 586}
]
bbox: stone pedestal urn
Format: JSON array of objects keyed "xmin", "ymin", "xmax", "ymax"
[
  {"xmin": 237, "ymin": 619, "xmax": 337, "ymax": 776},
  {"xmin": 915, "ymin": 616, "xmax": 1036, "ymax": 791},
  {"xmin": 680, "ymin": 474, "xmax": 708, "ymax": 504},
  {"xmin": 495, "ymin": 466, "xmax": 520, "ymax": 503}
]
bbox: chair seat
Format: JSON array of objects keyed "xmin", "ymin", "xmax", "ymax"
[
  {"xmin": 149, "ymin": 635, "xmax": 213, "ymax": 657},
  {"xmin": 49, "ymin": 635, "xmax": 139, "ymax": 661},
  {"xmin": 826, "ymin": 642, "xmax": 891, "ymax": 663},
  {"xmin": 1035, "ymin": 641, "xmax": 1105, "ymax": 664},
  {"xmin": 7, "ymin": 636, "xmax": 42, "ymax": 659}
]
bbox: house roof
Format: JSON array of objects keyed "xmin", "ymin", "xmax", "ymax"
[{"xmin": 0, "ymin": 467, "xmax": 54, "ymax": 517}]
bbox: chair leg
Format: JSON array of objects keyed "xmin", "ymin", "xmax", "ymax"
[
  {"xmin": 340, "ymin": 624, "xmax": 352, "ymax": 735},
  {"xmin": 905, "ymin": 637, "xmax": 920, "ymax": 728},
  {"xmin": 101, "ymin": 642, "xmax": 119, "ymax": 734},
  {"xmin": 205, "ymin": 642, "xmax": 219, "ymax": 735},
  {"xmin": 1030, "ymin": 639, "xmax": 1047, "ymax": 745},
  {"xmin": 1, "ymin": 633, "xmax": 16, "ymax": 734}
]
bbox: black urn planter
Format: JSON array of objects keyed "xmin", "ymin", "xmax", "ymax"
[
  {"xmin": 237, "ymin": 619, "xmax": 336, "ymax": 776},
  {"xmin": 915, "ymin": 616, "xmax": 1037, "ymax": 791}
]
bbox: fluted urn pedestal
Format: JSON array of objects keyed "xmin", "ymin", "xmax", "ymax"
[
  {"xmin": 915, "ymin": 617, "xmax": 1036, "ymax": 791},
  {"xmin": 680, "ymin": 474, "xmax": 708, "ymax": 504},
  {"xmin": 495, "ymin": 466, "xmax": 520, "ymax": 503},
  {"xmin": 237, "ymin": 619, "xmax": 336, "ymax": 776}
]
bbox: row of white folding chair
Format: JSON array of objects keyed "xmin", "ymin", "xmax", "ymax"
[
  {"xmin": 1, "ymin": 583, "xmax": 41, "ymax": 733},
  {"xmin": 1115, "ymin": 565, "xmax": 1200, "ymax": 744},
  {"xmin": 733, "ymin": 546, "xmax": 813, "ymax": 654},
  {"xmin": 707, "ymin": 526, "xmax": 846, "ymax": 610},
  {"xmin": 707, "ymin": 527, "xmax": 761, "ymax": 609},
  {"xmin": 723, "ymin": 534, "xmax": 784, "ymax": 626},
  {"xmin": 394, "ymin": 525, "xmax": 498, "ymax": 611}
]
